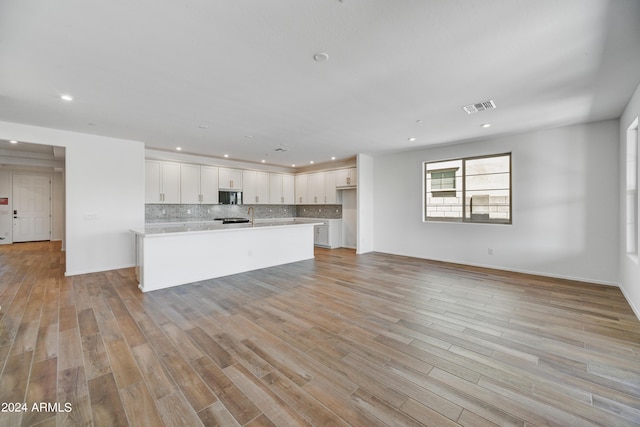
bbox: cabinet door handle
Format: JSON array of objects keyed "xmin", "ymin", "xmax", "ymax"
[
  {"xmin": 281, "ymin": 196, "xmax": 284, "ymax": 204},
  {"xmin": 346, "ymin": 177, "xmax": 350, "ymax": 185},
  {"xmin": 256, "ymin": 196, "xmax": 259, "ymax": 203},
  {"xmin": 230, "ymin": 180, "xmax": 233, "ymax": 188},
  {"xmin": 314, "ymin": 196, "xmax": 317, "ymax": 203}
]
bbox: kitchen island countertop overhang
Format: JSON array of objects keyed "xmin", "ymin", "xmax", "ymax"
[{"xmin": 131, "ymin": 219, "xmax": 323, "ymax": 292}]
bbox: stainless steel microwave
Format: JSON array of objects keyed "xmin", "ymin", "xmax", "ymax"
[{"xmin": 219, "ymin": 191, "xmax": 242, "ymax": 204}]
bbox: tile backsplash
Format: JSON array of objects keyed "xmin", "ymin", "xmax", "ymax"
[
  {"xmin": 295, "ymin": 205, "xmax": 342, "ymax": 219},
  {"xmin": 146, "ymin": 204, "xmax": 341, "ymax": 223}
]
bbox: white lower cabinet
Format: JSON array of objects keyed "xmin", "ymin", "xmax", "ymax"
[
  {"xmin": 314, "ymin": 224, "xmax": 329, "ymax": 246},
  {"xmin": 312, "ymin": 219, "xmax": 342, "ymax": 248}
]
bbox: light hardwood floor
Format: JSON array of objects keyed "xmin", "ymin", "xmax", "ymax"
[{"xmin": 1, "ymin": 241, "xmax": 639, "ymax": 426}]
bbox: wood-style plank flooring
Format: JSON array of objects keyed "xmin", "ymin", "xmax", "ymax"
[{"xmin": 1, "ymin": 241, "xmax": 640, "ymax": 426}]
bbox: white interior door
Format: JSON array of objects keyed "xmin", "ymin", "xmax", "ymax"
[{"xmin": 12, "ymin": 174, "xmax": 51, "ymax": 242}]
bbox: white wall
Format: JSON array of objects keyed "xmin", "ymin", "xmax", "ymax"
[
  {"xmin": 0, "ymin": 121, "xmax": 145, "ymax": 275},
  {"xmin": 371, "ymin": 120, "xmax": 620, "ymax": 285},
  {"xmin": 620, "ymin": 82, "xmax": 640, "ymax": 317},
  {"xmin": 0, "ymin": 171, "xmax": 11, "ymax": 244},
  {"xmin": 357, "ymin": 154, "xmax": 374, "ymax": 254},
  {"xmin": 52, "ymin": 171, "xmax": 64, "ymax": 243}
]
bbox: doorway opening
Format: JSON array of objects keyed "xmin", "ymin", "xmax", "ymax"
[{"xmin": 0, "ymin": 140, "xmax": 65, "ymax": 247}]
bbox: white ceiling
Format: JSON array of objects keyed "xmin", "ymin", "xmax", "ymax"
[{"xmin": 1, "ymin": 0, "xmax": 639, "ymax": 168}]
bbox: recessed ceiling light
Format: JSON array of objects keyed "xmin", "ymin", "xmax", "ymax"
[
  {"xmin": 331, "ymin": 156, "xmax": 336, "ymax": 160},
  {"xmin": 261, "ymin": 159, "xmax": 266, "ymax": 163},
  {"xmin": 309, "ymin": 161, "xmax": 314, "ymax": 164},
  {"xmin": 176, "ymin": 146, "xmax": 182, "ymax": 151},
  {"xmin": 291, "ymin": 164, "xmax": 296, "ymax": 167},
  {"xmin": 313, "ymin": 52, "xmax": 329, "ymax": 62},
  {"xmin": 9, "ymin": 140, "xmax": 18, "ymax": 144},
  {"xmin": 408, "ymin": 137, "xmax": 416, "ymax": 142},
  {"xmin": 481, "ymin": 123, "xmax": 492, "ymax": 128},
  {"xmin": 224, "ymin": 154, "xmax": 229, "ymax": 158},
  {"xmin": 60, "ymin": 94, "xmax": 74, "ymax": 101}
]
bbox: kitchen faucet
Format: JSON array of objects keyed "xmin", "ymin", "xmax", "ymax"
[{"xmin": 247, "ymin": 206, "xmax": 254, "ymax": 226}]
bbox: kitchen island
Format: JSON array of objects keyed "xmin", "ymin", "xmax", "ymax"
[{"xmin": 131, "ymin": 219, "xmax": 322, "ymax": 292}]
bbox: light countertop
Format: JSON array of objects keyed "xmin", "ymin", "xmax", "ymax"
[{"xmin": 132, "ymin": 218, "xmax": 329, "ymax": 237}]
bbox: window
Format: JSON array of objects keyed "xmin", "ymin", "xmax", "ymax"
[
  {"xmin": 430, "ymin": 169, "xmax": 457, "ymax": 191},
  {"xmin": 424, "ymin": 153, "xmax": 511, "ymax": 224}
]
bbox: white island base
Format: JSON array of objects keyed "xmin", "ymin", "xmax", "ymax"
[{"xmin": 132, "ymin": 221, "xmax": 318, "ymax": 292}]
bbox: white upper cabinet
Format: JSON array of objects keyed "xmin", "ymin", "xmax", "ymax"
[
  {"xmin": 180, "ymin": 164, "xmax": 200, "ymax": 204},
  {"xmin": 324, "ymin": 170, "xmax": 336, "ymax": 204},
  {"xmin": 307, "ymin": 172, "xmax": 325, "ymax": 204},
  {"xmin": 270, "ymin": 173, "xmax": 294, "ymax": 204},
  {"xmin": 243, "ymin": 170, "xmax": 270, "ymax": 204},
  {"xmin": 218, "ymin": 167, "xmax": 243, "ymax": 190},
  {"xmin": 282, "ymin": 174, "xmax": 295, "ymax": 204},
  {"xmin": 335, "ymin": 167, "xmax": 357, "ymax": 188},
  {"xmin": 200, "ymin": 166, "xmax": 219, "ymax": 204},
  {"xmin": 145, "ymin": 160, "xmax": 181, "ymax": 204},
  {"xmin": 145, "ymin": 159, "xmax": 355, "ymax": 206},
  {"xmin": 295, "ymin": 174, "xmax": 307, "ymax": 204},
  {"xmin": 181, "ymin": 164, "xmax": 219, "ymax": 204}
]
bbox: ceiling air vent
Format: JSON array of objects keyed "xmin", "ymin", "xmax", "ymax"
[
  {"xmin": 462, "ymin": 100, "xmax": 496, "ymax": 114},
  {"xmin": 274, "ymin": 147, "xmax": 288, "ymax": 152}
]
